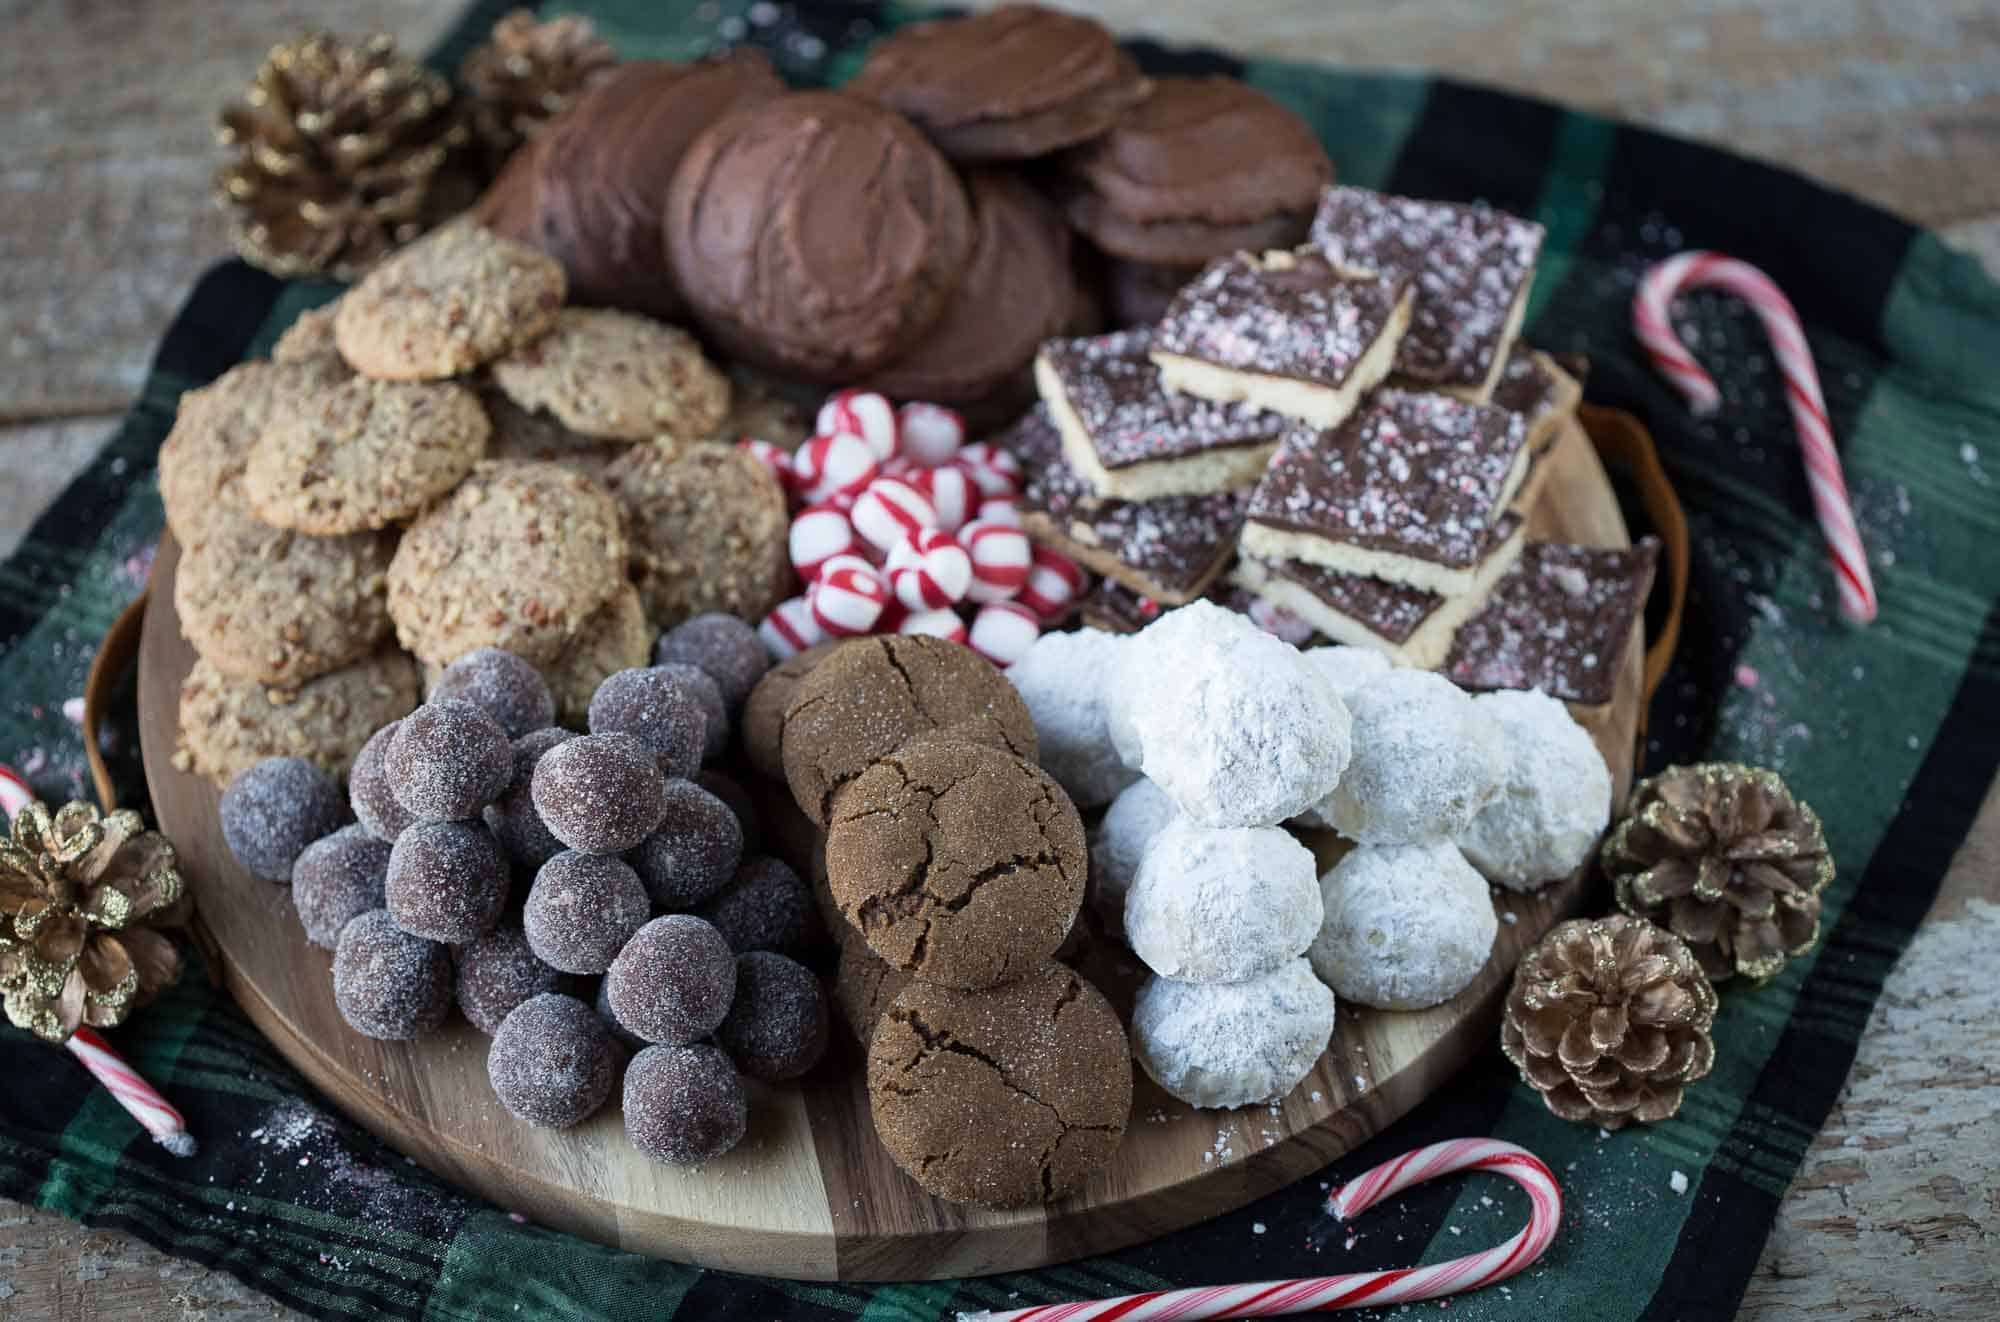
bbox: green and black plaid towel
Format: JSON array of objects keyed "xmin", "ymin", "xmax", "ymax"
[{"xmin": 6, "ymin": 2, "xmax": 2000, "ymax": 1319}]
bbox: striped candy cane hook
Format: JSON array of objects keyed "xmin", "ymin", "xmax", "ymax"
[
  {"xmin": 959, "ymin": 1138, "xmax": 1561, "ymax": 1321},
  {"xmin": 1633, "ymin": 251, "xmax": 1878, "ymax": 623}
]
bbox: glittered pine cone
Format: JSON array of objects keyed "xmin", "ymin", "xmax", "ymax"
[
  {"xmin": 1501, "ymin": 914, "xmax": 1717, "ymax": 1129},
  {"xmin": 1604, "ymin": 762, "xmax": 1834, "ymax": 983},
  {"xmin": 215, "ymin": 31, "xmax": 474, "ymax": 279},
  {"xmin": 0, "ymin": 801, "xmax": 185, "ymax": 1043},
  {"xmin": 460, "ymin": 9, "xmax": 617, "ymax": 171}
]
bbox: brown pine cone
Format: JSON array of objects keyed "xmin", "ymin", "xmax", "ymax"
[
  {"xmin": 461, "ymin": 9, "xmax": 616, "ymax": 171},
  {"xmin": 1501, "ymin": 915, "xmax": 1716, "ymax": 1129},
  {"xmin": 1604, "ymin": 762, "xmax": 1833, "ymax": 982},
  {"xmin": 215, "ymin": 32, "xmax": 473, "ymax": 279}
]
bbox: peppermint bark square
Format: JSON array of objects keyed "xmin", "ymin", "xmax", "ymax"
[
  {"xmin": 1032, "ymin": 328, "xmax": 1285, "ymax": 501},
  {"xmin": 1310, "ymin": 186, "xmax": 1544, "ymax": 399},
  {"xmin": 1239, "ymin": 390, "xmax": 1530, "ymax": 595},
  {"xmin": 1490, "ymin": 346, "xmax": 1582, "ymax": 460},
  {"xmin": 1149, "ymin": 249, "xmax": 1412, "ymax": 430},
  {"xmin": 1231, "ymin": 511, "xmax": 1526, "ymax": 668}
]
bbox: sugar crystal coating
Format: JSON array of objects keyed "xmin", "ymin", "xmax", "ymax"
[
  {"xmin": 655, "ymin": 612, "xmax": 770, "ymax": 710},
  {"xmin": 652, "ymin": 661, "xmax": 729, "ymax": 760},
  {"xmin": 386, "ymin": 700, "xmax": 514, "ymax": 822},
  {"xmin": 220, "ymin": 756, "xmax": 350, "ymax": 882},
  {"xmin": 384, "ymin": 820, "xmax": 510, "ymax": 943},
  {"xmin": 292, "ymin": 824, "xmax": 391, "ymax": 948},
  {"xmin": 332, "ymin": 909, "xmax": 452, "ymax": 1040},
  {"xmin": 484, "ymin": 727, "xmax": 577, "ymax": 870},
  {"xmin": 1131, "ymin": 958, "xmax": 1334, "ymax": 1109},
  {"xmin": 1124, "ymin": 818, "xmax": 1322, "ymax": 983},
  {"xmin": 530, "ymin": 731, "xmax": 668, "ymax": 854},
  {"xmin": 625, "ymin": 780, "xmax": 743, "ymax": 910},
  {"xmin": 623, "ymin": 1043, "xmax": 746, "ymax": 1166},
  {"xmin": 605, "ymin": 914, "xmax": 736, "ymax": 1045},
  {"xmin": 696, "ymin": 855, "xmax": 817, "ymax": 957},
  {"xmin": 715, "ymin": 951, "xmax": 829, "ymax": 1081},
  {"xmin": 1456, "ymin": 689, "xmax": 1610, "ymax": 891},
  {"xmin": 430, "ymin": 648, "xmax": 556, "ymax": 738},
  {"xmin": 455, "ymin": 923, "xmax": 573, "ymax": 1035},
  {"xmin": 594, "ymin": 977, "xmax": 646, "ymax": 1051},
  {"xmin": 349, "ymin": 720, "xmax": 418, "ymax": 843},
  {"xmin": 1326, "ymin": 669, "xmax": 1504, "ymax": 843},
  {"xmin": 587, "ymin": 666, "xmax": 707, "ymax": 780},
  {"xmin": 1309, "ymin": 840, "xmax": 1497, "ymax": 1010},
  {"xmin": 524, "ymin": 851, "xmax": 652, "ymax": 974},
  {"xmin": 487, "ymin": 992, "xmax": 615, "ymax": 1128},
  {"xmin": 693, "ymin": 769, "xmax": 758, "ymax": 837}
]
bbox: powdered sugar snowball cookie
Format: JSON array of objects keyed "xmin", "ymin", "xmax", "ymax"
[
  {"xmin": 1111, "ymin": 600, "xmax": 1350, "ymax": 827},
  {"xmin": 1456, "ymin": 689, "xmax": 1611, "ymax": 891},
  {"xmin": 1124, "ymin": 817, "xmax": 1321, "ymax": 982},
  {"xmin": 1005, "ymin": 629, "xmax": 1139, "ymax": 807},
  {"xmin": 1326, "ymin": 669, "xmax": 1505, "ymax": 844},
  {"xmin": 1088, "ymin": 777, "xmax": 1178, "ymax": 934},
  {"xmin": 1310, "ymin": 840, "xmax": 1497, "ymax": 1010},
  {"xmin": 968, "ymin": 601, "xmax": 1040, "ymax": 668},
  {"xmin": 1304, "ymin": 645, "xmax": 1393, "ymax": 701},
  {"xmin": 1131, "ymin": 958, "xmax": 1335, "ymax": 1109},
  {"xmin": 897, "ymin": 402, "xmax": 964, "ymax": 467}
]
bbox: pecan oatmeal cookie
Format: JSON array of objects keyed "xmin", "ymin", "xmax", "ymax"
[
  {"xmin": 157, "ymin": 357, "xmax": 347, "ymax": 543},
  {"xmin": 490, "ymin": 308, "xmax": 731, "ymax": 442},
  {"xmin": 271, "ymin": 301, "xmax": 345, "ymax": 366},
  {"xmin": 600, "ymin": 441, "xmax": 789, "ymax": 631},
  {"xmin": 537, "ymin": 585, "xmax": 653, "ymax": 729},
  {"xmin": 481, "ymin": 389, "xmax": 623, "ymax": 479},
  {"xmin": 175, "ymin": 650, "xmax": 422, "ymax": 787}
]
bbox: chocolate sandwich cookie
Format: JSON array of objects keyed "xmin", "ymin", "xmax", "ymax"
[
  {"xmin": 1060, "ymin": 76, "xmax": 1331, "ymax": 265},
  {"xmin": 1311, "ymin": 186, "xmax": 1545, "ymax": 400},
  {"xmin": 665, "ymin": 91, "xmax": 974, "ymax": 383},
  {"xmin": 476, "ymin": 53, "xmax": 786, "ymax": 320},
  {"xmin": 846, "ymin": 3, "xmax": 1151, "ymax": 162},
  {"xmin": 1151, "ymin": 249, "xmax": 1412, "ymax": 430},
  {"xmin": 1444, "ymin": 538, "xmax": 1661, "ymax": 708},
  {"xmin": 1239, "ymin": 390, "xmax": 1530, "ymax": 596}
]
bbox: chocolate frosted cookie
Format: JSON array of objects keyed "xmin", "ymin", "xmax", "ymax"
[
  {"xmin": 1061, "ymin": 76, "xmax": 1331, "ymax": 264},
  {"xmin": 846, "ymin": 4, "xmax": 1150, "ymax": 162},
  {"xmin": 491, "ymin": 308, "xmax": 731, "ymax": 443},
  {"xmin": 868, "ymin": 963, "xmax": 1130, "ymax": 1207},
  {"xmin": 665, "ymin": 91, "xmax": 973, "ymax": 382},
  {"xmin": 780, "ymin": 635, "xmax": 1038, "ymax": 825},
  {"xmin": 476, "ymin": 53, "xmax": 785, "ymax": 319},
  {"xmin": 157, "ymin": 358, "xmax": 348, "ymax": 544},
  {"xmin": 175, "ymin": 650, "xmax": 421, "ymax": 788},
  {"xmin": 601, "ymin": 441, "xmax": 790, "ymax": 632},
  {"xmin": 1104, "ymin": 258, "xmax": 1199, "ymax": 328}
]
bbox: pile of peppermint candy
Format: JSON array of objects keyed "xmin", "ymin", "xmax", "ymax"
[{"xmin": 740, "ymin": 390, "xmax": 1086, "ymax": 668}]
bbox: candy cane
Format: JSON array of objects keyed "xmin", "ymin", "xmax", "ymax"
[
  {"xmin": 0, "ymin": 764, "xmax": 30, "ymax": 821},
  {"xmin": 64, "ymin": 1026, "xmax": 197, "ymax": 1157},
  {"xmin": 958, "ymin": 1139, "xmax": 1560, "ymax": 1322},
  {"xmin": 1633, "ymin": 251, "xmax": 1877, "ymax": 623}
]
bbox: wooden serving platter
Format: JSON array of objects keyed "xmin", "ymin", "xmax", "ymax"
[{"xmin": 136, "ymin": 416, "xmax": 1643, "ymax": 1282}]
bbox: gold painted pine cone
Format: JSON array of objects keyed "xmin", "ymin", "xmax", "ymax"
[
  {"xmin": 1501, "ymin": 914, "xmax": 1717, "ymax": 1129},
  {"xmin": 1604, "ymin": 762, "xmax": 1834, "ymax": 983},
  {"xmin": 460, "ymin": 9, "xmax": 617, "ymax": 170}
]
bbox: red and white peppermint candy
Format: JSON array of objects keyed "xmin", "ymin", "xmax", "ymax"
[
  {"xmin": 1018, "ymin": 545, "xmax": 1087, "ymax": 620},
  {"xmin": 759, "ymin": 596, "xmax": 826, "ymax": 659},
  {"xmin": 959, "ymin": 518, "xmax": 1032, "ymax": 603},
  {"xmin": 816, "ymin": 390, "xmax": 899, "ymax": 463},
  {"xmin": 0, "ymin": 765, "xmax": 32, "ymax": 822},
  {"xmin": 956, "ymin": 442, "xmax": 1023, "ymax": 498},
  {"xmin": 897, "ymin": 607, "xmax": 968, "ymax": 645},
  {"xmin": 736, "ymin": 437, "xmax": 797, "ymax": 493},
  {"xmin": 887, "ymin": 529, "xmax": 972, "ymax": 611},
  {"xmin": 795, "ymin": 431, "xmax": 879, "ymax": 505},
  {"xmin": 974, "ymin": 497, "xmax": 1021, "ymax": 527},
  {"xmin": 808, "ymin": 555, "xmax": 889, "ymax": 637},
  {"xmin": 897, "ymin": 402, "xmax": 965, "ymax": 468},
  {"xmin": 788, "ymin": 502, "xmax": 856, "ymax": 581},
  {"xmin": 850, "ymin": 475, "xmax": 937, "ymax": 554},
  {"xmin": 968, "ymin": 600, "xmax": 1040, "ymax": 668},
  {"xmin": 913, "ymin": 463, "xmax": 975, "ymax": 533}
]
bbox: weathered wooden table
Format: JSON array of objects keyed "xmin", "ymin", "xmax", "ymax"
[{"xmin": 2, "ymin": 2, "xmax": 1995, "ymax": 1317}]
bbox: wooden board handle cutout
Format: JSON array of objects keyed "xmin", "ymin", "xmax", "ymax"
[{"xmin": 1580, "ymin": 403, "xmax": 1689, "ymax": 712}]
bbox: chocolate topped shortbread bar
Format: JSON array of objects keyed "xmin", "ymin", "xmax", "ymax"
[
  {"xmin": 1310, "ymin": 186, "xmax": 1544, "ymax": 400},
  {"xmin": 1239, "ymin": 389, "xmax": 1530, "ymax": 595},
  {"xmin": 1033, "ymin": 328, "xmax": 1285, "ymax": 500},
  {"xmin": 1150, "ymin": 249, "xmax": 1412, "ymax": 430},
  {"xmin": 1490, "ymin": 345, "xmax": 1582, "ymax": 460}
]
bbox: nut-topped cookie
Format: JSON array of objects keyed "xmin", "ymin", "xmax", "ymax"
[
  {"xmin": 600, "ymin": 440, "xmax": 789, "ymax": 632},
  {"xmin": 538, "ymin": 585, "xmax": 654, "ymax": 729},
  {"xmin": 174, "ymin": 649, "xmax": 422, "ymax": 787},
  {"xmin": 157, "ymin": 357, "xmax": 348, "ymax": 543},
  {"xmin": 480, "ymin": 389, "xmax": 624, "ymax": 478},
  {"xmin": 490, "ymin": 308, "xmax": 732, "ymax": 442},
  {"xmin": 387, "ymin": 460, "xmax": 628, "ymax": 666},
  {"xmin": 243, "ymin": 377, "xmax": 491, "ymax": 534},
  {"xmin": 333, "ymin": 220, "xmax": 567, "ymax": 380}
]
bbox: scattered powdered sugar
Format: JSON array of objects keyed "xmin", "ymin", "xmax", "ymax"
[
  {"xmin": 1005, "ymin": 629, "xmax": 1142, "ymax": 808},
  {"xmin": 1456, "ymin": 689, "xmax": 1611, "ymax": 891},
  {"xmin": 1309, "ymin": 841, "xmax": 1498, "ymax": 1011},
  {"xmin": 1326, "ymin": 669, "xmax": 1504, "ymax": 844},
  {"xmin": 1131, "ymin": 958, "xmax": 1335, "ymax": 1110},
  {"xmin": 1125, "ymin": 818, "xmax": 1322, "ymax": 983},
  {"xmin": 1669, "ymin": 1170, "xmax": 1689, "ymax": 1196}
]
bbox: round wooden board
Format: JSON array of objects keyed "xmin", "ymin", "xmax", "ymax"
[{"xmin": 137, "ymin": 416, "xmax": 1642, "ymax": 1282}]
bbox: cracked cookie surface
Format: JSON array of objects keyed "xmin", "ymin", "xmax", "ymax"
[
  {"xmin": 824, "ymin": 735, "xmax": 1084, "ymax": 989},
  {"xmin": 866, "ymin": 962, "xmax": 1130, "ymax": 1208}
]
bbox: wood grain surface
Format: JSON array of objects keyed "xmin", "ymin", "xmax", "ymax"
[{"xmin": 4, "ymin": 1, "xmax": 1998, "ymax": 1317}]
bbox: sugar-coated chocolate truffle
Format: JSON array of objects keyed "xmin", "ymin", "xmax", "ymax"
[
  {"xmin": 594, "ymin": 976, "xmax": 646, "ymax": 1051},
  {"xmin": 624, "ymin": 1043, "xmax": 746, "ymax": 1166},
  {"xmin": 455, "ymin": 923, "xmax": 573, "ymax": 1035},
  {"xmin": 524, "ymin": 851, "xmax": 651, "ymax": 974},
  {"xmin": 349, "ymin": 720, "xmax": 417, "ymax": 843},
  {"xmin": 220, "ymin": 756, "xmax": 349, "ymax": 882},
  {"xmin": 530, "ymin": 731, "xmax": 668, "ymax": 854},
  {"xmin": 693, "ymin": 768, "xmax": 758, "ymax": 838},
  {"xmin": 697, "ymin": 856, "xmax": 817, "ymax": 957},
  {"xmin": 654, "ymin": 612, "xmax": 769, "ymax": 709},
  {"xmin": 385, "ymin": 820, "xmax": 510, "ymax": 944},
  {"xmin": 605, "ymin": 914, "xmax": 735, "ymax": 1045},
  {"xmin": 386, "ymin": 700, "xmax": 514, "ymax": 822},
  {"xmin": 484, "ymin": 727, "xmax": 577, "ymax": 870},
  {"xmin": 625, "ymin": 780, "xmax": 743, "ymax": 910},
  {"xmin": 292, "ymin": 824, "xmax": 391, "ymax": 948},
  {"xmin": 430, "ymin": 648, "xmax": 556, "ymax": 738},
  {"xmin": 716, "ymin": 951, "xmax": 828, "ymax": 1082},
  {"xmin": 487, "ymin": 992, "xmax": 615, "ymax": 1129},
  {"xmin": 588, "ymin": 667, "xmax": 708, "ymax": 780},
  {"xmin": 332, "ymin": 909, "xmax": 451, "ymax": 1040},
  {"xmin": 653, "ymin": 661, "xmax": 728, "ymax": 760}
]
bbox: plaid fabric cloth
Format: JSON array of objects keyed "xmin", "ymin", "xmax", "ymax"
[{"xmin": 6, "ymin": 2, "xmax": 2000, "ymax": 1319}]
